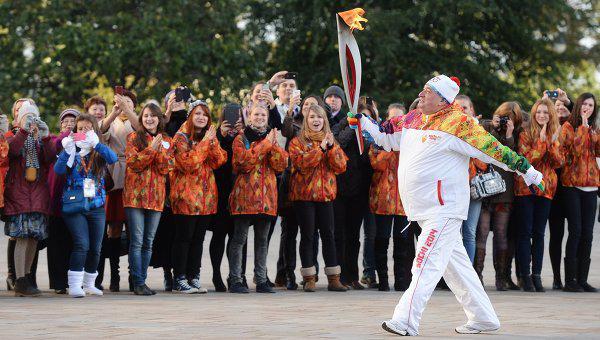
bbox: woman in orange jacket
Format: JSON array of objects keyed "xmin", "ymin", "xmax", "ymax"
[
  {"xmin": 514, "ymin": 99, "xmax": 564, "ymax": 292},
  {"xmin": 288, "ymin": 104, "xmax": 348, "ymax": 292},
  {"xmin": 169, "ymin": 100, "xmax": 227, "ymax": 294},
  {"xmin": 124, "ymin": 103, "xmax": 173, "ymax": 295},
  {"xmin": 559, "ymin": 93, "xmax": 598, "ymax": 292},
  {"xmin": 228, "ymin": 104, "xmax": 288, "ymax": 294},
  {"xmin": 369, "ymin": 144, "xmax": 416, "ymax": 292}
]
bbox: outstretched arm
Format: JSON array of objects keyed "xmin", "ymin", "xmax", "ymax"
[{"xmin": 352, "ymin": 114, "xmax": 402, "ymax": 152}]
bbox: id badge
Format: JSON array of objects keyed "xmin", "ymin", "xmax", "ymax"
[{"xmin": 83, "ymin": 178, "xmax": 96, "ymax": 198}]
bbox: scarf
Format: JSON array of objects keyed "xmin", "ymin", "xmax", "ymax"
[
  {"xmin": 24, "ymin": 133, "xmax": 40, "ymax": 182},
  {"xmin": 244, "ymin": 125, "xmax": 270, "ymax": 144},
  {"xmin": 300, "ymin": 129, "xmax": 326, "ymax": 145}
]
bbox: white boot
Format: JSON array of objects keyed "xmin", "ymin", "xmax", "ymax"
[
  {"xmin": 68, "ymin": 270, "xmax": 85, "ymax": 298},
  {"xmin": 83, "ymin": 272, "xmax": 104, "ymax": 296}
]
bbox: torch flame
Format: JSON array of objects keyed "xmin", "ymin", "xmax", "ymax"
[{"xmin": 338, "ymin": 8, "xmax": 368, "ymax": 32}]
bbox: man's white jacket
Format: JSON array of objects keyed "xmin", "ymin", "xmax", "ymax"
[{"xmin": 359, "ymin": 104, "xmax": 533, "ymax": 221}]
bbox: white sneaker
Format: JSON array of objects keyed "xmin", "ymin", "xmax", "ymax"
[
  {"xmin": 83, "ymin": 272, "xmax": 104, "ymax": 296},
  {"xmin": 381, "ymin": 320, "xmax": 408, "ymax": 336},
  {"xmin": 455, "ymin": 324, "xmax": 499, "ymax": 334},
  {"xmin": 189, "ymin": 277, "xmax": 208, "ymax": 294}
]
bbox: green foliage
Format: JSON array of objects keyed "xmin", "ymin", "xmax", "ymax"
[{"xmin": 0, "ymin": 0, "xmax": 598, "ymax": 123}]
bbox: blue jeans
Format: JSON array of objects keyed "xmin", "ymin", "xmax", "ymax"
[
  {"xmin": 362, "ymin": 212, "xmax": 377, "ymax": 279},
  {"xmin": 126, "ymin": 208, "xmax": 162, "ymax": 286},
  {"xmin": 515, "ymin": 195, "xmax": 552, "ymax": 276},
  {"xmin": 462, "ymin": 199, "xmax": 482, "ymax": 263},
  {"xmin": 63, "ymin": 207, "xmax": 106, "ymax": 272}
]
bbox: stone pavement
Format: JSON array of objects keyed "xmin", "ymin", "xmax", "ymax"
[{"xmin": 0, "ymin": 219, "xmax": 599, "ymax": 339}]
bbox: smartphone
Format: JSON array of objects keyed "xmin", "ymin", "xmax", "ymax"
[
  {"xmin": 284, "ymin": 72, "xmax": 298, "ymax": 80},
  {"xmin": 73, "ymin": 132, "xmax": 86, "ymax": 142},
  {"xmin": 292, "ymin": 89, "xmax": 301, "ymax": 98},
  {"xmin": 222, "ymin": 105, "xmax": 241, "ymax": 127},
  {"xmin": 546, "ymin": 90, "xmax": 559, "ymax": 98},
  {"xmin": 114, "ymin": 86, "xmax": 124, "ymax": 95},
  {"xmin": 262, "ymin": 83, "xmax": 270, "ymax": 91}
]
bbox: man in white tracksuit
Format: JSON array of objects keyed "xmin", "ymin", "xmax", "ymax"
[{"xmin": 349, "ymin": 75, "xmax": 544, "ymax": 336}]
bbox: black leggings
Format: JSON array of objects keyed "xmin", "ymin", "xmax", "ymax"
[
  {"xmin": 209, "ymin": 212, "xmax": 247, "ymax": 279},
  {"xmin": 171, "ymin": 215, "xmax": 210, "ymax": 278},
  {"xmin": 295, "ymin": 201, "xmax": 337, "ymax": 268},
  {"xmin": 563, "ymin": 187, "xmax": 597, "ymax": 260},
  {"xmin": 548, "ymin": 177, "xmax": 567, "ymax": 279}
]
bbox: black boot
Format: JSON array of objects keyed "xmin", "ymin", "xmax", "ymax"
[
  {"xmin": 474, "ymin": 248, "xmax": 486, "ymax": 287},
  {"xmin": 96, "ymin": 258, "xmax": 105, "ymax": 290},
  {"xmin": 108, "ymin": 238, "xmax": 121, "ymax": 292},
  {"xmin": 378, "ymin": 271, "xmax": 390, "ymax": 292},
  {"xmin": 212, "ymin": 273, "xmax": 226, "ymax": 292},
  {"xmin": 164, "ymin": 268, "xmax": 173, "ymax": 292},
  {"xmin": 531, "ymin": 274, "xmax": 545, "ymax": 292},
  {"xmin": 577, "ymin": 258, "xmax": 598, "ymax": 292},
  {"xmin": 6, "ymin": 239, "xmax": 16, "ymax": 290},
  {"xmin": 503, "ymin": 253, "xmax": 520, "ymax": 290},
  {"xmin": 563, "ymin": 257, "xmax": 584, "ymax": 292},
  {"xmin": 285, "ymin": 270, "xmax": 298, "ymax": 291},
  {"xmin": 521, "ymin": 275, "xmax": 535, "ymax": 292},
  {"xmin": 14, "ymin": 277, "xmax": 41, "ymax": 297},
  {"xmin": 27, "ymin": 250, "xmax": 39, "ymax": 290}
]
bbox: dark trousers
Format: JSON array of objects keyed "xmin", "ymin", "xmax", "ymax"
[
  {"xmin": 276, "ymin": 211, "xmax": 299, "ymax": 279},
  {"xmin": 47, "ymin": 216, "xmax": 72, "ymax": 290},
  {"xmin": 171, "ymin": 214, "xmax": 210, "ymax": 278},
  {"xmin": 295, "ymin": 201, "xmax": 337, "ymax": 268},
  {"xmin": 374, "ymin": 215, "xmax": 415, "ymax": 284},
  {"xmin": 548, "ymin": 177, "xmax": 567, "ymax": 279},
  {"xmin": 515, "ymin": 195, "xmax": 552, "ymax": 276},
  {"xmin": 563, "ymin": 187, "xmax": 597, "ymax": 260},
  {"xmin": 334, "ymin": 195, "xmax": 365, "ymax": 283}
]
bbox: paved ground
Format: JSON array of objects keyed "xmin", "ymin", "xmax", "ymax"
[{"xmin": 0, "ymin": 218, "xmax": 599, "ymax": 339}]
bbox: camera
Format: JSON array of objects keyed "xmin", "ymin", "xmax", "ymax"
[
  {"xmin": 499, "ymin": 116, "xmax": 509, "ymax": 129},
  {"xmin": 175, "ymin": 86, "xmax": 191, "ymax": 102},
  {"xmin": 546, "ymin": 90, "xmax": 559, "ymax": 98}
]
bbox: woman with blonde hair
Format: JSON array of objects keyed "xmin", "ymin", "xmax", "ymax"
[
  {"xmin": 514, "ymin": 99, "xmax": 564, "ymax": 292},
  {"xmin": 288, "ymin": 104, "xmax": 348, "ymax": 292}
]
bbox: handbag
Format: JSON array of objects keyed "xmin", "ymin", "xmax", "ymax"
[
  {"xmin": 61, "ymin": 186, "xmax": 91, "ymax": 215},
  {"xmin": 470, "ymin": 166, "xmax": 506, "ymax": 200}
]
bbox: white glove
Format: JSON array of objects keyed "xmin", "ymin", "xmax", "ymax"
[
  {"xmin": 85, "ymin": 130, "xmax": 100, "ymax": 148},
  {"xmin": 62, "ymin": 136, "xmax": 77, "ymax": 168},
  {"xmin": 521, "ymin": 166, "xmax": 543, "ymax": 187}
]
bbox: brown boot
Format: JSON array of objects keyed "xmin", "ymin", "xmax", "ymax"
[
  {"xmin": 325, "ymin": 266, "xmax": 347, "ymax": 292},
  {"xmin": 494, "ymin": 250, "xmax": 507, "ymax": 291},
  {"xmin": 300, "ymin": 267, "xmax": 317, "ymax": 292},
  {"xmin": 474, "ymin": 248, "xmax": 486, "ymax": 287}
]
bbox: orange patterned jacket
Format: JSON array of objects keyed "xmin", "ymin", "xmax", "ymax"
[
  {"xmin": 0, "ymin": 136, "xmax": 9, "ymax": 208},
  {"xmin": 229, "ymin": 134, "xmax": 288, "ymax": 216},
  {"xmin": 560, "ymin": 122, "xmax": 600, "ymax": 187},
  {"xmin": 368, "ymin": 147, "xmax": 405, "ymax": 216},
  {"xmin": 514, "ymin": 130, "xmax": 564, "ymax": 199},
  {"xmin": 169, "ymin": 129, "xmax": 227, "ymax": 215},
  {"xmin": 469, "ymin": 159, "xmax": 488, "ymax": 181},
  {"xmin": 124, "ymin": 133, "xmax": 174, "ymax": 211},
  {"xmin": 288, "ymin": 137, "xmax": 347, "ymax": 202}
]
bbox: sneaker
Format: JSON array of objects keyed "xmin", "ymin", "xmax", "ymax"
[
  {"xmin": 173, "ymin": 276, "xmax": 198, "ymax": 294},
  {"xmin": 229, "ymin": 281, "xmax": 249, "ymax": 294},
  {"xmin": 256, "ymin": 282, "xmax": 276, "ymax": 293},
  {"xmin": 381, "ymin": 320, "xmax": 408, "ymax": 336},
  {"xmin": 455, "ymin": 324, "xmax": 499, "ymax": 334},
  {"xmin": 188, "ymin": 276, "xmax": 208, "ymax": 294},
  {"xmin": 144, "ymin": 284, "xmax": 157, "ymax": 295}
]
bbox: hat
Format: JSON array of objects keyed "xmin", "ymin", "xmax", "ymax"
[
  {"xmin": 426, "ymin": 75, "xmax": 460, "ymax": 103},
  {"xmin": 59, "ymin": 108, "xmax": 80, "ymax": 121},
  {"xmin": 18, "ymin": 101, "xmax": 40, "ymax": 118},
  {"xmin": 323, "ymin": 85, "xmax": 346, "ymax": 105}
]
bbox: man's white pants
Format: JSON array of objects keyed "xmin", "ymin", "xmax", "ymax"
[{"xmin": 390, "ymin": 218, "xmax": 500, "ymax": 336}]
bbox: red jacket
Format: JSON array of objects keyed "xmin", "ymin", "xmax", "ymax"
[
  {"xmin": 4, "ymin": 129, "xmax": 58, "ymax": 216},
  {"xmin": 560, "ymin": 122, "xmax": 600, "ymax": 187}
]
